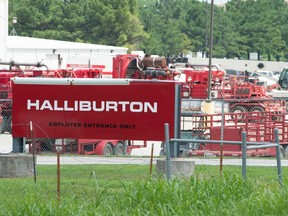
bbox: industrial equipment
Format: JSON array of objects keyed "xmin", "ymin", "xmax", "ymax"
[{"xmin": 2, "ymin": 55, "xmax": 287, "ymax": 157}]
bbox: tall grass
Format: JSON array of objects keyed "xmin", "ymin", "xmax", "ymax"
[
  {"xmin": 0, "ymin": 164, "xmax": 287, "ymax": 215},
  {"xmin": 98, "ymin": 173, "xmax": 288, "ymax": 216}
]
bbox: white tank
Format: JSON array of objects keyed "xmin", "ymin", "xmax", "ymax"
[
  {"xmin": 200, "ymin": 100, "xmax": 229, "ymax": 114},
  {"xmin": 212, "ymin": 101, "xmax": 230, "ymax": 114},
  {"xmin": 181, "ymin": 100, "xmax": 202, "ymax": 112}
]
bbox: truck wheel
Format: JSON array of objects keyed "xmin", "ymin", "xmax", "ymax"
[
  {"xmin": 159, "ymin": 149, "xmax": 165, "ymax": 156},
  {"xmin": 41, "ymin": 138, "xmax": 56, "ymax": 152},
  {"xmin": 249, "ymin": 106, "xmax": 265, "ymax": 123},
  {"xmin": 103, "ymin": 143, "xmax": 113, "ymax": 156},
  {"xmin": 6, "ymin": 116, "xmax": 12, "ymax": 133},
  {"xmin": 160, "ymin": 142, "xmax": 166, "ymax": 156},
  {"xmin": 249, "ymin": 106, "xmax": 265, "ymax": 113},
  {"xmin": 0, "ymin": 120, "xmax": 3, "ymax": 134},
  {"xmin": 283, "ymin": 145, "xmax": 288, "ymax": 159},
  {"xmin": 114, "ymin": 142, "xmax": 125, "ymax": 155},
  {"xmin": 280, "ymin": 146, "xmax": 285, "ymax": 159},
  {"xmin": 1, "ymin": 115, "xmax": 11, "ymax": 134},
  {"xmin": 230, "ymin": 106, "xmax": 248, "ymax": 121}
]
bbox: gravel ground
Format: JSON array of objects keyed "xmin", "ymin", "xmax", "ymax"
[
  {"xmin": 1, "ymin": 134, "xmax": 287, "ymax": 166},
  {"xmin": 35, "ymin": 156, "xmax": 288, "ymax": 166}
]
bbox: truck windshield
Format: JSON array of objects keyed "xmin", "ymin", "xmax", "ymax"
[{"xmin": 278, "ymin": 68, "xmax": 288, "ymax": 89}]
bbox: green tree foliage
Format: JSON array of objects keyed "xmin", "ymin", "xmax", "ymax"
[
  {"xmin": 226, "ymin": 0, "xmax": 287, "ymax": 60},
  {"xmin": 139, "ymin": 0, "xmax": 192, "ymax": 56},
  {"xmin": 7, "ymin": 0, "xmax": 288, "ymax": 61},
  {"xmin": 9, "ymin": 0, "xmax": 85, "ymax": 41},
  {"xmin": 9, "ymin": 0, "xmax": 148, "ymax": 50},
  {"xmin": 83, "ymin": 0, "xmax": 148, "ymax": 50}
]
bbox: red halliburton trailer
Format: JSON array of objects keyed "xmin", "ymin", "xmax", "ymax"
[
  {"xmin": 179, "ymin": 111, "xmax": 288, "ymax": 157},
  {"xmin": 11, "ymin": 78, "xmax": 181, "ymax": 156}
]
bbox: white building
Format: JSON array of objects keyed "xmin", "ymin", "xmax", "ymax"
[
  {"xmin": 0, "ymin": 0, "xmax": 128, "ymax": 72},
  {"xmin": 6, "ymin": 36, "xmax": 128, "ymax": 73}
]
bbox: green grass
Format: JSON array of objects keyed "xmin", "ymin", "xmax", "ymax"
[{"xmin": 0, "ymin": 164, "xmax": 287, "ymax": 215}]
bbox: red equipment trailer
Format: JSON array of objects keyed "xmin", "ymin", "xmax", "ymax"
[
  {"xmin": 111, "ymin": 54, "xmax": 287, "ymax": 157},
  {"xmin": 111, "ymin": 54, "xmax": 286, "ymax": 115},
  {"xmin": 0, "ymin": 61, "xmax": 104, "ymax": 134},
  {"xmin": 1, "ymin": 55, "xmax": 284, "ymax": 127},
  {"xmin": 2, "ymin": 55, "xmax": 287, "ymax": 157},
  {"xmin": 179, "ymin": 111, "xmax": 288, "ymax": 157}
]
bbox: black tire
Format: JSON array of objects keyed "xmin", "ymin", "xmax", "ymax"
[
  {"xmin": 283, "ymin": 145, "xmax": 288, "ymax": 159},
  {"xmin": 249, "ymin": 106, "xmax": 265, "ymax": 123},
  {"xmin": 249, "ymin": 106, "xmax": 265, "ymax": 113},
  {"xmin": 114, "ymin": 142, "xmax": 125, "ymax": 155},
  {"xmin": 103, "ymin": 143, "xmax": 113, "ymax": 156},
  {"xmin": 1, "ymin": 115, "xmax": 12, "ymax": 134},
  {"xmin": 1, "ymin": 116, "xmax": 7, "ymax": 134},
  {"xmin": 280, "ymin": 146, "xmax": 285, "ymax": 159},
  {"xmin": 160, "ymin": 142, "xmax": 166, "ymax": 156},
  {"xmin": 159, "ymin": 149, "xmax": 165, "ymax": 156},
  {"xmin": 0, "ymin": 118, "xmax": 3, "ymax": 134},
  {"xmin": 230, "ymin": 106, "xmax": 248, "ymax": 121},
  {"xmin": 41, "ymin": 138, "xmax": 56, "ymax": 152},
  {"xmin": 180, "ymin": 149, "xmax": 190, "ymax": 157},
  {"xmin": 6, "ymin": 116, "xmax": 12, "ymax": 133}
]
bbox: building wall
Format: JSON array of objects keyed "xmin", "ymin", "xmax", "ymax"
[
  {"xmin": 6, "ymin": 48, "xmax": 127, "ymax": 71},
  {"xmin": 188, "ymin": 57, "xmax": 288, "ymax": 72},
  {"xmin": 0, "ymin": 0, "xmax": 8, "ymax": 61}
]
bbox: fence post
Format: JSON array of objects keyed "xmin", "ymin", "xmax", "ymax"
[
  {"xmin": 241, "ymin": 131, "xmax": 247, "ymax": 179},
  {"xmin": 219, "ymin": 99, "xmax": 225, "ymax": 174},
  {"xmin": 274, "ymin": 128, "xmax": 283, "ymax": 186},
  {"xmin": 164, "ymin": 123, "xmax": 171, "ymax": 180}
]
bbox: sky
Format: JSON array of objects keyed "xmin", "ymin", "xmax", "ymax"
[
  {"xmin": 202, "ymin": 0, "xmax": 228, "ymax": 4},
  {"xmin": 214, "ymin": 0, "xmax": 228, "ymax": 4}
]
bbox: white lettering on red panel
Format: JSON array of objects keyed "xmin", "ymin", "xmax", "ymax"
[{"xmin": 27, "ymin": 100, "xmax": 158, "ymax": 113}]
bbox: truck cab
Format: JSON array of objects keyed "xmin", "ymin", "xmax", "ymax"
[{"xmin": 278, "ymin": 67, "xmax": 288, "ymax": 89}]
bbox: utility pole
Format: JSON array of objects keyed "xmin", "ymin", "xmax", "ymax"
[{"xmin": 207, "ymin": 0, "xmax": 214, "ymax": 101}]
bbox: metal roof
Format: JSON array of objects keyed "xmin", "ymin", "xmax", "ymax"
[{"xmin": 7, "ymin": 36, "xmax": 128, "ymax": 51}]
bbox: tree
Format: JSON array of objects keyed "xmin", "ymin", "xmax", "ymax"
[
  {"xmin": 226, "ymin": 0, "xmax": 286, "ymax": 60},
  {"xmin": 8, "ymin": 0, "xmax": 288, "ymax": 60},
  {"xmin": 9, "ymin": 0, "xmax": 85, "ymax": 41},
  {"xmin": 83, "ymin": 0, "xmax": 148, "ymax": 50},
  {"xmin": 9, "ymin": 0, "xmax": 148, "ymax": 50},
  {"xmin": 139, "ymin": 0, "xmax": 193, "ymax": 56}
]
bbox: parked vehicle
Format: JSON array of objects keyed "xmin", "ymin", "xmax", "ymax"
[
  {"xmin": 249, "ymin": 70, "xmax": 279, "ymax": 87},
  {"xmin": 3, "ymin": 55, "xmax": 287, "ymax": 157},
  {"xmin": 224, "ymin": 69, "xmax": 244, "ymax": 77},
  {"xmin": 255, "ymin": 70, "xmax": 279, "ymax": 79}
]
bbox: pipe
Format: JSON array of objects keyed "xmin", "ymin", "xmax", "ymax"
[{"xmin": 0, "ymin": 61, "xmax": 49, "ymax": 70}]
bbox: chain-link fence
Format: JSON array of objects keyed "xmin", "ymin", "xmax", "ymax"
[
  {"xmin": 1, "ymin": 96, "xmax": 287, "ymax": 159},
  {"xmin": 177, "ymin": 97, "xmax": 288, "ymax": 158}
]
